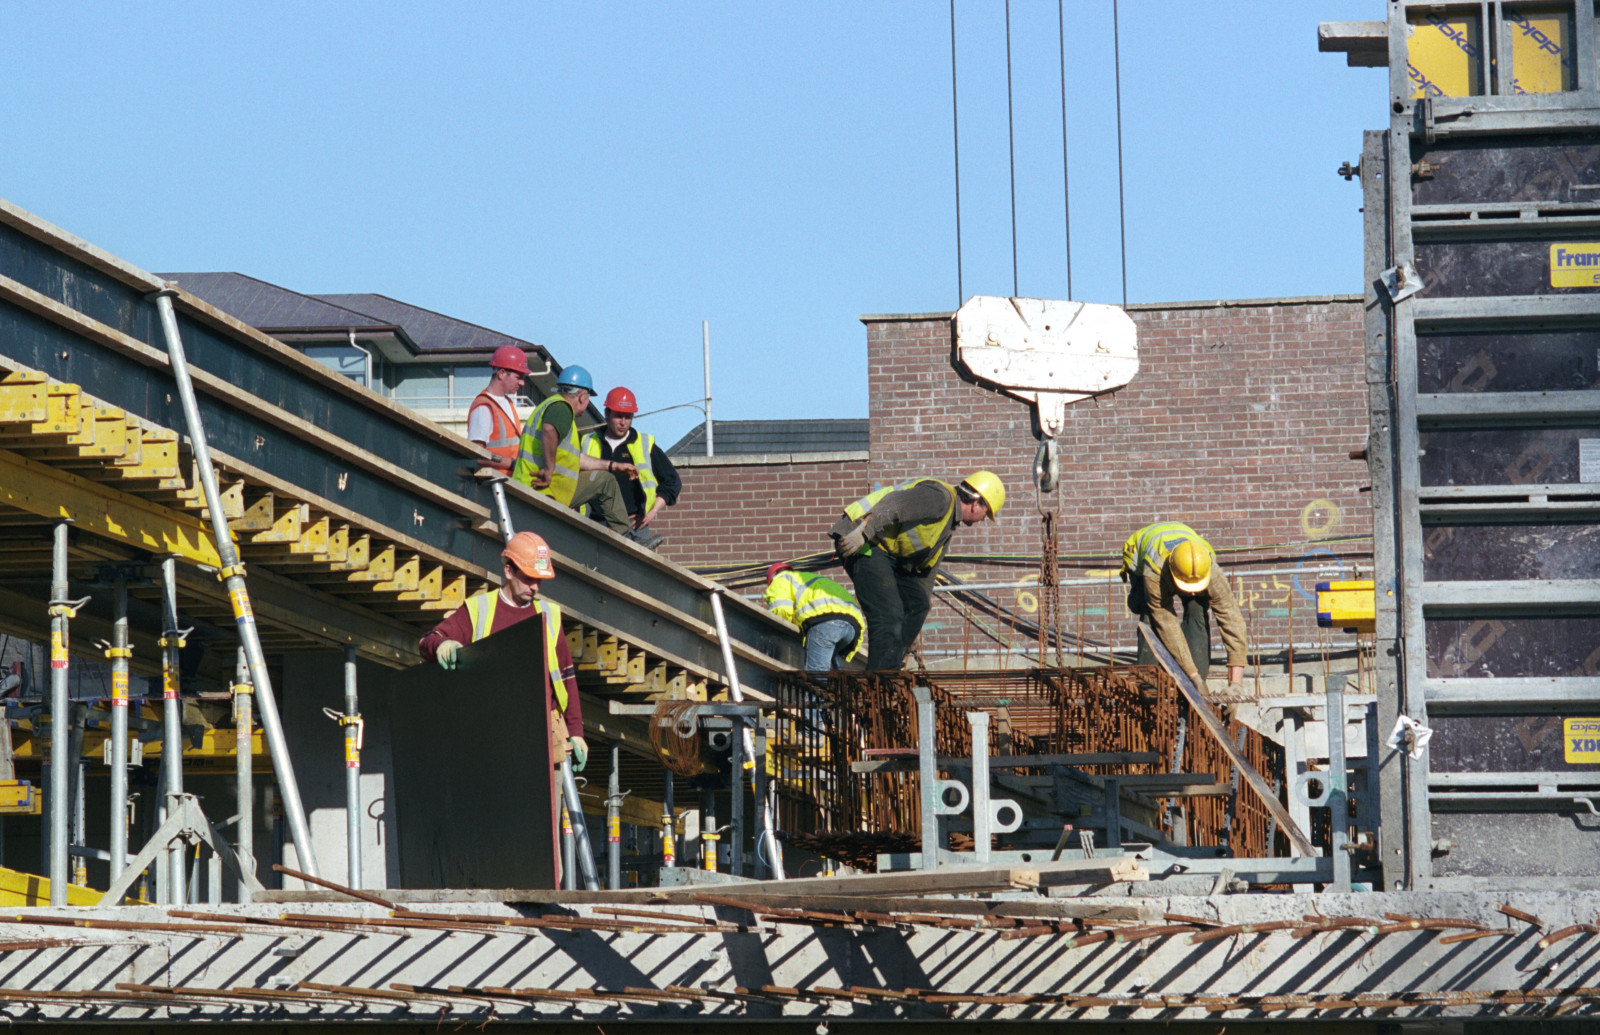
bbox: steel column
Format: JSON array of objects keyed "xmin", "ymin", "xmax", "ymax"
[
  {"xmin": 342, "ymin": 646, "xmax": 362, "ymax": 888},
  {"xmin": 969, "ymin": 711, "xmax": 991, "ymax": 864},
  {"xmin": 915, "ymin": 687, "xmax": 939, "ymax": 869},
  {"xmin": 607, "ymin": 746, "xmax": 621, "ymax": 891},
  {"xmin": 107, "ymin": 576, "xmax": 130, "ymax": 884},
  {"xmin": 1327, "ymin": 678, "xmax": 1352, "ymax": 893},
  {"xmin": 153, "ymin": 290, "xmax": 319, "ymax": 878},
  {"xmin": 47, "ymin": 521, "xmax": 70, "ymax": 905},
  {"xmin": 159, "ymin": 557, "xmax": 187, "ymax": 904},
  {"xmin": 234, "ymin": 647, "xmax": 254, "ymax": 903}
]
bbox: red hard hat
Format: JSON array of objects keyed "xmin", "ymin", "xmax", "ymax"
[
  {"xmin": 604, "ymin": 386, "xmax": 638, "ymax": 414},
  {"xmin": 490, "ymin": 345, "xmax": 531, "ymax": 375},
  {"xmin": 765, "ymin": 562, "xmax": 792, "ymax": 585}
]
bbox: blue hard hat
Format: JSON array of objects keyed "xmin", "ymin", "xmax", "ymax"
[{"xmin": 555, "ymin": 364, "xmax": 594, "ymax": 392}]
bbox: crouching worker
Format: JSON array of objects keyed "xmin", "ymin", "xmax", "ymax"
[
  {"xmin": 1121, "ymin": 521, "xmax": 1248, "ymax": 697},
  {"xmin": 763, "ymin": 562, "xmax": 863, "ymax": 672},
  {"xmin": 420, "ymin": 531, "xmax": 588, "ymax": 773}
]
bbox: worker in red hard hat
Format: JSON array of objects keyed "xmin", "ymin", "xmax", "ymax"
[
  {"xmin": 420, "ymin": 530, "xmax": 586, "ymax": 771},
  {"xmin": 468, "ymin": 345, "xmax": 532, "ymax": 471},
  {"xmin": 762, "ymin": 562, "xmax": 864, "ymax": 671},
  {"xmin": 581, "ymin": 386, "xmax": 680, "ymax": 550}
]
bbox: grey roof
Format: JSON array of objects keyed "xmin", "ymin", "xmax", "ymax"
[
  {"xmin": 667, "ymin": 419, "xmax": 869, "ymax": 457},
  {"xmin": 159, "ymin": 273, "xmax": 396, "ymax": 332},
  {"xmin": 315, "ymin": 293, "xmax": 547, "ymax": 357}
]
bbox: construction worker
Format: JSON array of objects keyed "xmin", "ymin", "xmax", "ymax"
[
  {"xmin": 763, "ymin": 562, "xmax": 864, "ymax": 671},
  {"xmin": 467, "ymin": 345, "xmax": 531, "ymax": 471},
  {"xmin": 1121, "ymin": 522, "xmax": 1247, "ymax": 696},
  {"xmin": 830, "ymin": 471, "xmax": 1005, "ymax": 670},
  {"xmin": 582, "ymin": 386, "xmax": 680, "ymax": 550},
  {"xmin": 511, "ymin": 365, "xmax": 634, "ymax": 534},
  {"xmin": 419, "ymin": 531, "xmax": 587, "ymax": 773}
]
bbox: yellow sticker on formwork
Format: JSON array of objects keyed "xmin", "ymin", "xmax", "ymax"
[
  {"xmin": 1565, "ymin": 718, "xmax": 1600, "ymax": 763},
  {"xmin": 1407, "ymin": 13, "xmax": 1482, "ymax": 98},
  {"xmin": 1552, "ymin": 244, "xmax": 1600, "ymax": 288},
  {"xmin": 1507, "ymin": 9, "xmax": 1573, "ymax": 94}
]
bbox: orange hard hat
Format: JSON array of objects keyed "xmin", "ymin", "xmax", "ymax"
[
  {"xmin": 503, "ymin": 531, "xmax": 555, "ymax": 579},
  {"xmin": 605, "ymin": 386, "xmax": 638, "ymax": 414},
  {"xmin": 766, "ymin": 562, "xmax": 792, "ymax": 585},
  {"xmin": 490, "ymin": 345, "xmax": 531, "ymax": 376}
]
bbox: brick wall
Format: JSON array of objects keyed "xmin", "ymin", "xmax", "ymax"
[{"xmin": 657, "ymin": 296, "xmax": 1372, "ymax": 669}]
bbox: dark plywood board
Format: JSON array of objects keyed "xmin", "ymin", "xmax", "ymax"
[
  {"xmin": 383, "ymin": 618, "xmax": 557, "ymax": 890},
  {"xmin": 1431, "ymin": 714, "xmax": 1600, "ymax": 773},
  {"xmin": 1432, "ymin": 811, "xmax": 1600, "ymax": 878},
  {"xmin": 1418, "ymin": 329, "xmax": 1600, "ymax": 394},
  {"xmin": 1418, "ymin": 426, "xmax": 1600, "ymax": 486},
  {"xmin": 1415, "ymin": 239, "xmax": 1600, "ymax": 298},
  {"xmin": 1423, "ymin": 522, "xmax": 1600, "ymax": 581},
  {"xmin": 1426, "ymin": 616, "xmax": 1600, "ymax": 679},
  {"xmin": 1413, "ymin": 134, "xmax": 1600, "ymax": 206}
]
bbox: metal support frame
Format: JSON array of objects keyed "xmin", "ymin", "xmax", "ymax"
[
  {"xmin": 158, "ymin": 557, "xmax": 187, "ymax": 903},
  {"xmin": 152, "ymin": 291, "xmax": 319, "ymax": 878},
  {"xmin": 233, "ymin": 647, "xmax": 254, "ymax": 903},
  {"xmin": 606, "ymin": 745, "xmax": 621, "ymax": 891},
  {"xmin": 100, "ymin": 793, "xmax": 265, "ymax": 906},
  {"xmin": 969, "ymin": 711, "xmax": 991, "ymax": 864},
  {"xmin": 915, "ymin": 687, "xmax": 939, "ymax": 869},
  {"xmin": 708, "ymin": 589, "xmax": 784, "ymax": 879},
  {"xmin": 342, "ymin": 646, "xmax": 361, "ymax": 888},
  {"xmin": 47, "ymin": 521, "xmax": 71, "ymax": 905},
  {"xmin": 107, "ymin": 576, "xmax": 130, "ymax": 884},
  {"xmin": 1326, "ymin": 679, "xmax": 1352, "ymax": 892}
]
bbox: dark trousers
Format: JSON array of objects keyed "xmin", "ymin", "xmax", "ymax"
[
  {"xmin": 844, "ymin": 549, "xmax": 934, "ymax": 670},
  {"xmin": 1128, "ymin": 579, "xmax": 1213, "ymax": 679}
]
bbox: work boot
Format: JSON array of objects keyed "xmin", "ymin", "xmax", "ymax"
[{"xmin": 626, "ymin": 527, "xmax": 665, "ymax": 550}]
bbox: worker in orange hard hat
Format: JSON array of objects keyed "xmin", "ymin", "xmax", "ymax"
[
  {"xmin": 468, "ymin": 345, "xmax": 533, "ymax": 471},
  {"xmin": 1120, "ymin": 522, "xmax": 1249, "ymax": 699},
  {"xmin": 420, "ymin": 530, "xmax": 587, "ymax": 772},
  {"xmin": 830, "ymin": 471, "xmax": 1005, "ymax": 670},
  {"xmin": 580, "ymin": 386, "xmax": 680, "ymax": 550}
]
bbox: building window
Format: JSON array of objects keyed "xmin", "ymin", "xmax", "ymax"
[{"xmin": 304, "ymin": 344, "xmax": 375, "ymax": 388}]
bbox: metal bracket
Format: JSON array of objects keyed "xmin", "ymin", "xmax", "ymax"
[{"xmin": 1380, "ymin": 262, "xmax": 1424, "ymax": 303}]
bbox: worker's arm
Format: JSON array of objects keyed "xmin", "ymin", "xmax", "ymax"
[
  {"xmin": 1144, "ymin": 565, "xmax": 1204, "ymax": 684},
  {"xmin": 418, "ymin": 604, "xmax": 473, "ymax": 662},
  {"xmin": 861, "ymin": 482, "xmax": 952, "ymax": 542},
  {"xmin": 579, "ymin": 452, "xmax": 635, "ymax": 476},
  {"xmin": 651, "ymin": 444, "xmax": 681, "ymax": 505},
  {"xmin": 555, "ymin": 631, "xmax": 583, "ymax": 740},
  {"xmin": 1206, "ymin": 573, "xmax": 1250, "ymax": 683}
]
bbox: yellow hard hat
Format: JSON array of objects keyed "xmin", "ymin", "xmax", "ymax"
[
  {"xmin": 961, "ymin": 470, "xmax": 1005, "ymax": 520},
  {"xmin": 1168, "ymin": 539, "xmax": 1212, "ymax": 593}
]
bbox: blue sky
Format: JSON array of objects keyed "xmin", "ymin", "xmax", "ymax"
[{"xmin": 0, "ymin": 2, "xmax": 1386, "ymax": 448}]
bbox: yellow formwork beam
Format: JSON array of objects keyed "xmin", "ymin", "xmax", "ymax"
[
  {"xmin": 0, "ymin": 865, "xmax": 101, "ymax": 906},
  {"xmin": 0, "ymin": 447, "xmax": 224, "ymax": 567}
]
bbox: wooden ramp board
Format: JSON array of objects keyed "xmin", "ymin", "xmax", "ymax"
[
  {"xmin": 683, "ymin": 856, "xmax": 1147, "ymax": 899},
  {"xmin": 1136, "ymin": 624, "xmax": 1317, "ymax": 857}
]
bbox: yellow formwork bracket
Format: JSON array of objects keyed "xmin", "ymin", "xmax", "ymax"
[
  {"xmin": 0, "ymin": 781, "xmax": 40, "ymax": 816},
  {"xmin": 1316, "ymin": 579, "xmax": 1376, "ymax": 635}
]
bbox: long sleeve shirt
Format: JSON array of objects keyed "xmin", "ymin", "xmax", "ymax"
[
  {"xmin": 590, "ymin": 431, "xmax": 681, "ymax": 517},
  {"xmin": 1141, "ymin": 562, "xmax": 1249, "ymax": 677},
  {"xmin": 419, "ymin": 591, "xmax": 583, "ymax": 740},
  {"xmin": 829, "ymin": 480, "xmax": 958, "ymax": 573}
]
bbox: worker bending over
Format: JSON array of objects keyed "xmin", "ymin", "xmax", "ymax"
[
  {"xmin": 582, "ymin": 386, "xmax": 680, "ymax": 550},
  {"xmin": 763, "ymin": 562, "xmax": 864, "ymax": 671},
  {"xmin": 420, "ymin": 531, "xmax": 587, "ymax": 773},
  {"xmin": 830, "ymin": 471, "xmax": 1005, "ymax": 670},
  {"xmin": 1121, "ymin": 522, "xmax": 1247, "ymax": 696},
  {"xmin": 511, "ymin": 364, "xmax": 634, "ymax": 534}
]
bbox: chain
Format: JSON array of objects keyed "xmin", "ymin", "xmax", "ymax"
[{"xmin": 1038, "ymin": 501, "xmax": 1063, "ymax": 667}]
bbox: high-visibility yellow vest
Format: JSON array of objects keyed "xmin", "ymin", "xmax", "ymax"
[
  {"xmin": 1122, "ymin": 522, "xmax": 1216, "ymax": 581},
  {"xmin": 582, "ymin": 430, "xmax": 658, "ymax": 514},
  {"xmin": 462, "ymin": 592, "xmax": 568, "ymax": 712},
  {"xmin": 763, "ymin": 570, "xmax": 864, "ymax": 661},
  {"xmin": 512, "ymin": 396, "xmax": 582, "ymax": 505},
  {"xmin": 842, "ymin": 478, "xmax": 957, "ymax": 573}
]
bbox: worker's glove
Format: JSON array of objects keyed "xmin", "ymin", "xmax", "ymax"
[
  {"xmin": 836, "ymin": 523, "xmax": 869, "ymax": 558},
  {"xmin": 1183, "ymin": 669, "xmax": 1204, "ymax": 690},
  {"xmin": 435, "ymin": 640, "xmax": 463, "ymax": 671},
  {"xmin": 570, "ymin": 736, "xmax": 589, "ymax": 772},
  {"xmin": 1226, "ymin": 680, "xmax": 1245, "ymax": 698}
]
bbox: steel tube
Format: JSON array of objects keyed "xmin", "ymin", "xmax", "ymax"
[
  {"xmin": 47, "ymin": 522, "xmax": 70, "ymax": 905},
  {"xmin": 108, "ymin": 577, "xmax": 129, "ymax": 884},
  {"xmin": 559, "ymin": 763, "xmax": 601, "ymax": 890},
  {"xmin": 559, "ymin": 804, "xmax": 575, "ymax": 891},
  {"xmin": 701, "ymin": 321, "xmax": 713, "ymax": 457},
  {"xmin": 970, "ymin": 711, "xmax": 991, "ymax": 864},
  {"xmin": 914, "ymin": 687, "xmax": 939, "ymax": 869},
  {"xmin": 607, "ymin": 746, "xmax": 621, "ymax": 891},
  {"xmin": 1327, "ymin": 677, "xmax": 1352, "ymax": 892},
  {"xmin": 153, "ymin": 291, "xmax": 319, "ymax": 878},
  {"xmin": 160, "ymin": 558, "xmax": 187, "ymax": 904},
  {"xmin": 234, "ymin": 648, "xmax": 254, "ymax": 902},
  {"xmin": 343, "ymin": 646, "xmax": 361, "ymax": 888},
  {"xmin": 68, "ymin": 711, "xmax": 85, "ymax": 887},
  {"xmin": 708, "ymin": 590, "xmax": 783, "ymax": 877},
  {"xmin": 661, "ymin": 770, "xmax": 676, "ymax": 870}
]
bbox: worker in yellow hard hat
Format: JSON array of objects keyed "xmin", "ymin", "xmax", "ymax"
[
  {"xmin": 1120, "ymin": 522, "xmax": 1248, "ymax": 697},
  {"xmin": 830, "ymin": 471, "xmax": 1005, "ymax": 670},
  {"xmin": 420, "ymin": 531, "xmax": 587, "ymax": 773}
]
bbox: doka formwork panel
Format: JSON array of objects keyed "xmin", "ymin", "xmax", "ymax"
[
  {"xmin": 1415, "ymin": 238, "xmax": 1600, "ymax": 298},
  {"xmin": 1418, "ymin": 425, "xmax": 1600, "ymax": 485},
  {"xmin": 1412, "ymin": 135, "xmax": 1600, "ymax": 206},
  {"xmin": 1417, "ymin": 328, "xmax": 1600, "ymax": 393},
  {"xmin": 1427, "ymin": 616, "xmax": 1600, "ymax": 677}
]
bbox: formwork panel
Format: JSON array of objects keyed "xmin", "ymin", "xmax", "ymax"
[
  {"xmin": 1418, "ymin": 425, "xmax": 1600, "ymax": 485},
  {"xmin": 1413, "ymin": 135, "xmax": 1600, "ymax": 206},
  {"xmin": 1417, "ymin": 329, "xmax": 1600, "ymax": 393},
  {"xmin": 1422, "ymin": 521, "xmax": 1600, "ymax": 580},
  {"xmin": 1414, "ymin": 239, "xmax": 1600, "ymax": 298},
  {"xmin": 1426, "ymin": 616, "xmax": 1600, "ymax": 677},
  {"xmin": 1429, "ymin": 714, "xmax": 1600, "ymax": 771}
]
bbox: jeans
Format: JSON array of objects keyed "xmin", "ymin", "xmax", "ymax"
[
  {"xmin": 803, "ymin": 617, "xmax": 859, "ymax": 672},
  {"xmin": 844, "ymin": 549, "xmax": 935, "ymax": 670}
]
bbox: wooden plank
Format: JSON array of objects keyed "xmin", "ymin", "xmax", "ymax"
[
  {"xmin": 1137, "ymin": 624, "xmax": 1316, "ymax": 857},
  {"xmin": 687, "ymin": 857, "xmax": 1147, "ymax": 899}
]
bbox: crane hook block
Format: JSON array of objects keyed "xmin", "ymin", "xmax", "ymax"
[{"xmin": 952, "ymin": 296, "xmax": 1139, "ymax": 440}]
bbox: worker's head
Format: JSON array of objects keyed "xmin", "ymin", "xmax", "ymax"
[
  {"xmin": 489, "ymin": 346, "xmax": 531, "ymax": 395},
  {"xmin": 957, "ymin": 471, "xmax": 1006, "ymax": 525},
  {"xmin": 1166, "ymin": 538, "xmax": 1212, "ymax": 596},
  {"xmin": 502, "ymin": 531, "xmax": 555, "ymax": 605},
  {"xmin": 604, "ymin": 386, "xmax": 637, "ymax": 438},
  {"xmin": 765, "ymin": 561, "xmax": 792, "ymax": 585},
  {"xmin": 555, "ymin": 364, "xmax": 595, "ymax": 410}
]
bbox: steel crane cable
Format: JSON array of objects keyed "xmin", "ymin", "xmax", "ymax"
[
  {"xmin": 949, "ymin": 0, "xmax": 964, "ymax": 307},
  {"xmin": 1113, "ymin": 0, "xmax": 1128, "ymax": 305},
  {"xmin": 1058, "ymin": 0, "xmax": 1073, "ymax": 299}
]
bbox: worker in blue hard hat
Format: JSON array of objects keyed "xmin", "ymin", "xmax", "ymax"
[{"xmin": 511, "ymin": 364, "xmax": 634, "ymax": 533}]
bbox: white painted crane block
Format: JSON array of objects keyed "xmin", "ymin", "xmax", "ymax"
[{"xmin": 953, "ymin": 296, "xmax": 1138, "ymax": 439}]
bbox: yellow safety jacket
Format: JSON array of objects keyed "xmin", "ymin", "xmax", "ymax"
[
  {"xmin": 1121, "ymin": 522, "xmax": 1215, "ymax": 581},
  {"xmin": 843, "ymin": 478, "xmax": 958, "ymax": 573},
  {"xmin": 512, "ymin": 396, "xmax": 582, "ymax": 505},
  {"xmin": 582, "ymin": 430, "xmax": 658, "ymax": 514},
  {"xmin": 764, "ymin": 570, "xmax": 864, "ymax": 661},
  {"xmin": 463, "ymin": 592, "xmax": 568, "ymax": 712}
]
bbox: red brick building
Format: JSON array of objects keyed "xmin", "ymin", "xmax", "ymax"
[{"xmin": 655, "ymin": 295, "xmax": 1372, "ymax": 669}]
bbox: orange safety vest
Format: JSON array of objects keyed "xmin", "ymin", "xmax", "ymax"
[{"xmin": 469, "ymin": 391, "xmax": 522, "ymax": 463}]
